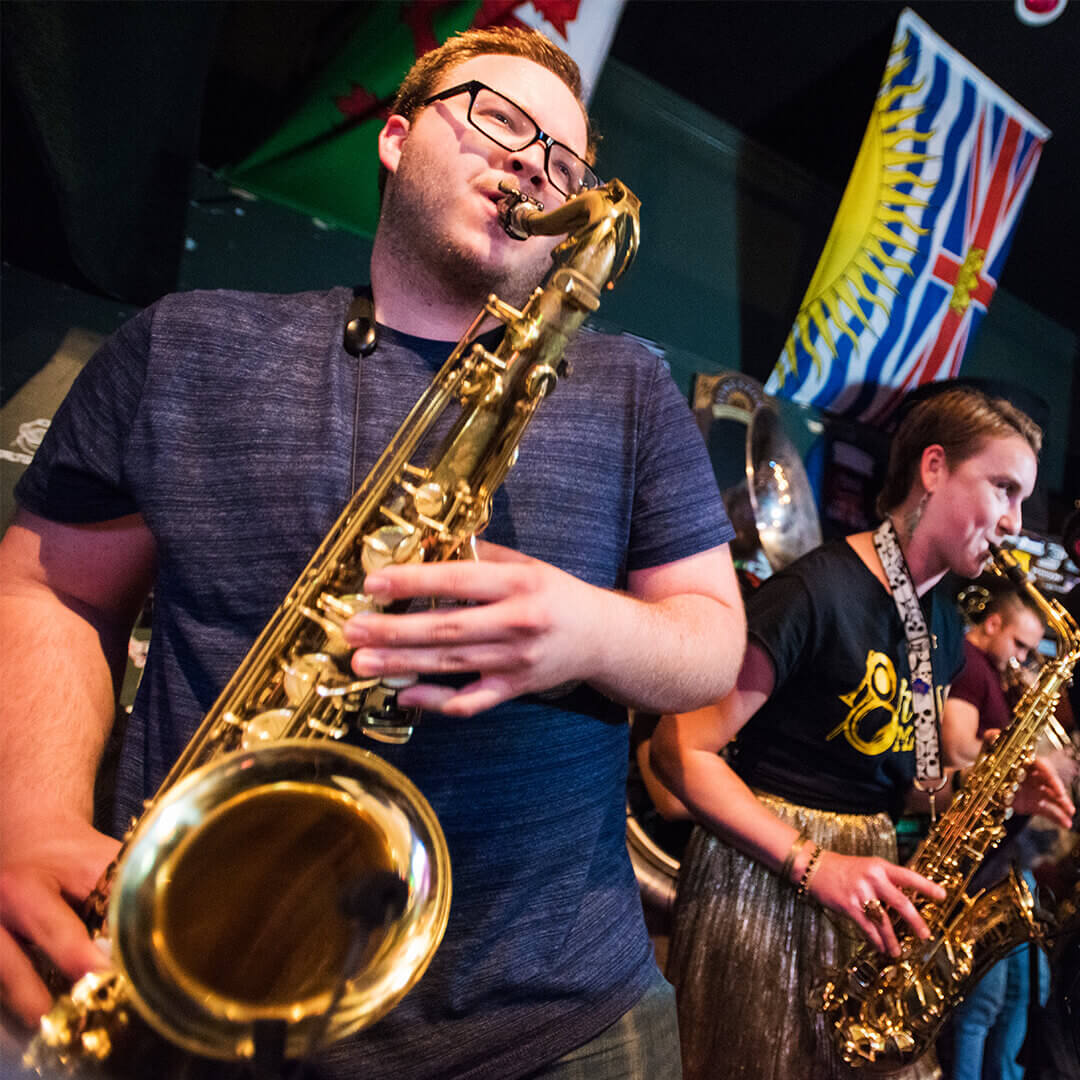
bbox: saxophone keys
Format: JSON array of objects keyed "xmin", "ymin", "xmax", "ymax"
[
  {"xmin": 525, "ymin": 362, "xmax": 559, "ymax": 399},
  {"xmin": 413, "ymin": 481, "xmax": 445, "ymax": 517},
  {"xmin": 320, "ymin": 592, "xmax": 376, "ymax": 620},
  {"xmin": 363, "ymin": 724, "xmax": 416, "ymax": 745},
  {"xmin": 317, "ymin": 678, "xmax": 380, "ymax": 698},
  {"xmin": 888, "ymin": 1028, "xmax": 917, "ymax": 1053},
  {"xmin": 483, "ymin": 295, "xmax": 524, "ymax": 326},
  {"xmin": 282, "ymin": 652, "xmax": 337, "ymax": 703},
  {"xmin": 362, "ymin": 525, "xmax": 423, "ymax": 574},
  {"xmin": 362, "ymin": 528, "xmax": 398, "ymax": 573},
  {"xmin": 241, "ymin": 708, "xmax": 295, "ymax": 748},
  {"xmin": 394, "ymin": 530, "xmax": 423, "ymax": 564}
]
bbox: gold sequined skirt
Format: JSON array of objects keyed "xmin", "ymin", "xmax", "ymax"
[{"xmin": 666, "ymin": 792, "xmax": 940, "ymax": 1080}]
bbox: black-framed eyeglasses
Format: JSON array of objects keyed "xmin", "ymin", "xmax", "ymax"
[{"xmin": 420, "ymin": 80, "xmax": 599, "ymax": 199}]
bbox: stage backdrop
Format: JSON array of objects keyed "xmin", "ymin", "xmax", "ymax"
[
  {"xmin": 765, "ymin": 8, "xmax": 1050, "ymax": 422},
  {"xmin": 221, "ymin": 0, "xmax": 625, "ymax": 238}
]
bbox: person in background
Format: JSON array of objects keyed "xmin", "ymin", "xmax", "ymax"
[
  {"xmin": 651, "ymin": 387, "xmax": 1075, "ymax": 1080},
  {"xmin": 940, "ymin": 579, "xmax": 1045, "ymax": 763}
]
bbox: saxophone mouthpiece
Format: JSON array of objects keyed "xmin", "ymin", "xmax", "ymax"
[
  {"xmin": 988, "ymin": 541, "xmax": 1030, "ymax": 588},
  {"xmin": 497, "ymin": 182, "xmax": 543, "ymax": 241}
]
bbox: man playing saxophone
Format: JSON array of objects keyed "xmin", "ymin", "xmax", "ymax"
[{"xmin": 0, "ymin": 27, "xmax": 745, "ymax": 1080}]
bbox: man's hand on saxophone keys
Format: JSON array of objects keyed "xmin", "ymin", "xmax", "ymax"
[
  {"xmin": 344, "ymin": 539, "xmax": 744, "ymax": 718},
  {"xmin": 0, "ymin": 819, "xmax": 117, "ymax": 1036},
  {"xmin": 345, "ymin": 541, "xmax": 595, "ymax": 717}
]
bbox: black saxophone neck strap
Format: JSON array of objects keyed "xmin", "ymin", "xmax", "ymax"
[{"xmin": 344, "ymin": 286, "xmax": 377, "ymax": 357}]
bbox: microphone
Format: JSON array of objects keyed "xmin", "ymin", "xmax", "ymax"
[{"xmin": 295, "ymin": 871, "xmax": 410, "ymax": 1070}]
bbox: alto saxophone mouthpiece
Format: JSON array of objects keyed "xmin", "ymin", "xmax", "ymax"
[
  {"xmin": 988, "ymin": 541, "xmax": 1030, "ymax": 588},
  {"xmin": 497, "ymin": 181, "xmax": 543, "ymax": 241}
]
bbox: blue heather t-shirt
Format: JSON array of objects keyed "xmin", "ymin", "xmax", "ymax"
[{"xmin": 16, "ymin": 287, "xmax": 734, "ymax": 1079}]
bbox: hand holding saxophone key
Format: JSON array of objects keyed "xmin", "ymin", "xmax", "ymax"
[
  {"xmin": 0, "ymin": 820, "xmax": 117, "ymax": 1031},
  {"xmin": 346, "ymin": 541, "xmax": 600, "ymax": 717},
  {"xmin": 346, "ymin": 539, "xmax": 743, "ymax": 718},
  {"xmin": 971, "ymin": 738, "xmax": 1076, "ymax": 829},
  {"xmin": 804, "ymin": 851, "xmax": 947, "ymax": 957},
  {"xmin": 1013, "ymin": 768, "xmax": 1075, "ymax": 828}
]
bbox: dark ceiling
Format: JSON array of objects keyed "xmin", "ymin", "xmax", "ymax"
[{"xmin": 608, "ymin": 0, "xmax": 1079, "ymax": 342}]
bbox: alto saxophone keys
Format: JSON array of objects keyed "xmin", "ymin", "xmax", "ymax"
[
  {"xmin": 282, "ymin": 651, "xmax": 337, "ymax": 703},
  {"xmin": 413, "ymin": 481, "xmax": 446, "ymax": 517},
  {"xmin": 320, "ymin": 592, "xmax": 377, "ymax": 619},
  {"xmin": 299, "ymin": 604, "xmax": 350, "ymax": 657},
  {"xmin": 483, "ymin": 295, "xmax": 524, "ymax": 325},
  {"xmin": 362, "ymin": 525, "xmax": 413, "ymax": 573},
  {"xmin": 241, "ymin": 708, "xmax": 295, "ymax": 747},
  {"xmin": 525, "ymin": 363, "xmax": 559, "ymax": 399},
  {"xmin": 393, "ymin": 530, "xmax": 423, "ymax": 564}
]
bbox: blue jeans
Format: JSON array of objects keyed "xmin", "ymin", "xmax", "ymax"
[
  {"xmin": 524, "ymin": 967, "xmax": 682, "ymax": 1080},
  {"xmin": 950, "ymin": 942, "xmax": 1050, "ymax": 1080}
]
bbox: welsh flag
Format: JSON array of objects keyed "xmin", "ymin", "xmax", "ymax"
[
  {"xmin": 765, "ymin": 8, "xmax": 1050, "ymax": 421},
  {"xmin": 222, "ymin": 1, "xmax": 625, "ymax": 237}
]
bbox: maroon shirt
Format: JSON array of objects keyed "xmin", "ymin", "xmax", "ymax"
[{"xmin": 951, "ymin": 638, "xmax": 1011, "ymax": 735}]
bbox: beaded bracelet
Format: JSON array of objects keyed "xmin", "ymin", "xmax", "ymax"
[
  {"xmin": 780, "ymin": 829, "xmax": 810, "ymax": 884},
  {"xmin": 796, "ymin": 843, "xmax": 823, "ymax": 897}
]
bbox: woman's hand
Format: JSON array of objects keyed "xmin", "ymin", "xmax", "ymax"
[
  {"xmin": 1010, "ymin": 756, "xmax": 1075, "ymax": 827},
  {"xmin": 806, "ymin": 851, "xmax": 947, "ymax": 957},
  {"xmin": 974, "ymin": 730, "xmax": 1076, "ymax": 829}
]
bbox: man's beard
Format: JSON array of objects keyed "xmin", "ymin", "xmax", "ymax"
[{"xmin": 379, "ymin": 150, "xmax": 554, "ymax": 311}]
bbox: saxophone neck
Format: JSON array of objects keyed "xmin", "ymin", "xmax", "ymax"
[
  {"xmin": 987, "ymin": 542, "xmax": 1080, "ymax": 657},
  {"xmin": 497, "ymin": 179, "xmax": 641, "ymax": 290}
]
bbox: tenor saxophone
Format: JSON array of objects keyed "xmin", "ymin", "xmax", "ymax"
[
  {"xmin": 811, "ymin": 543, "xmax": 1080, "ymax": 1071},
  {"xmin": 27, "ymin": 179, "xmax": 641, "ymax": 1074}
]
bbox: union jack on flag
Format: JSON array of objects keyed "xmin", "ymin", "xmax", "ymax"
[{"xmin": 765, "ymin": 8, "xmax": 1050, "ymax": 420}]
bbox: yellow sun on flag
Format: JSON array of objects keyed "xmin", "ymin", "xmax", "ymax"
[{"xmin": 776, "ymin": 35, "xmax": 936, "ymax": 385}]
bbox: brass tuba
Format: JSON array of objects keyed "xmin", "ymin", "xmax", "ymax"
[
  {"xmin": 27, "ymin": 178, "xmax": 641, "ymax": 1074},
  {"xmin": 811, "ymin": 543, "xmax": 1080, "ymax": 1071}
]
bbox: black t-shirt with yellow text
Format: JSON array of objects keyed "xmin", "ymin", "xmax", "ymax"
[{"xmin": 732, "ymin": 540, "xmax": 965, "ymax": 818}]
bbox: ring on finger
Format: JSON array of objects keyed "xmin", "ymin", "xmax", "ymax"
[{"xmin": 863, "ymin": 898, "xmax": 886, "ymax": 922}]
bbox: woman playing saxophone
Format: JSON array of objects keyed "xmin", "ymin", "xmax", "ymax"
[{"xmin": 651, "ymin": 386, "xmax": 1075, "ymax": 1080}]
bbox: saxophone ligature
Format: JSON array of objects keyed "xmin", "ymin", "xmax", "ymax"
[
  {"xmin": 27, "ymin": 178, "xmax": 641, "ymax": 1075},
  {"xmin": 811, "ymin": 543, "xmax": 1079, "ymax": 1071}
]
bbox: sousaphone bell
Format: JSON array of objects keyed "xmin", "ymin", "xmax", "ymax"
[{"xmin": 626, "ymin": 374, "xmax": 822, "ymax": 924}]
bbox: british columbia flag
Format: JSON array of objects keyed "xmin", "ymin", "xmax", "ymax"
[{"xmin": 765, "ymin": 8, "xmax": 1050, "ymax": 420}]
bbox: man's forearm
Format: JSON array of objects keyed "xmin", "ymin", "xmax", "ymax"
[
  {"xmin": 0, "ymin": 593, "xmax": 122, "ymax": 839},
  {"xmin": 588, "ymin": 589, "xmax": 746, "ymax": 714}
]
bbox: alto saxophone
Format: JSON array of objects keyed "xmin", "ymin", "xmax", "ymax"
[
  {"xmin": 812, "ymin": 543, "xmax": 1080, "ymax": 1071},
  {"xmin": 27, "ymin": 179, "xmax": 641, "ymax": 1074}
]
